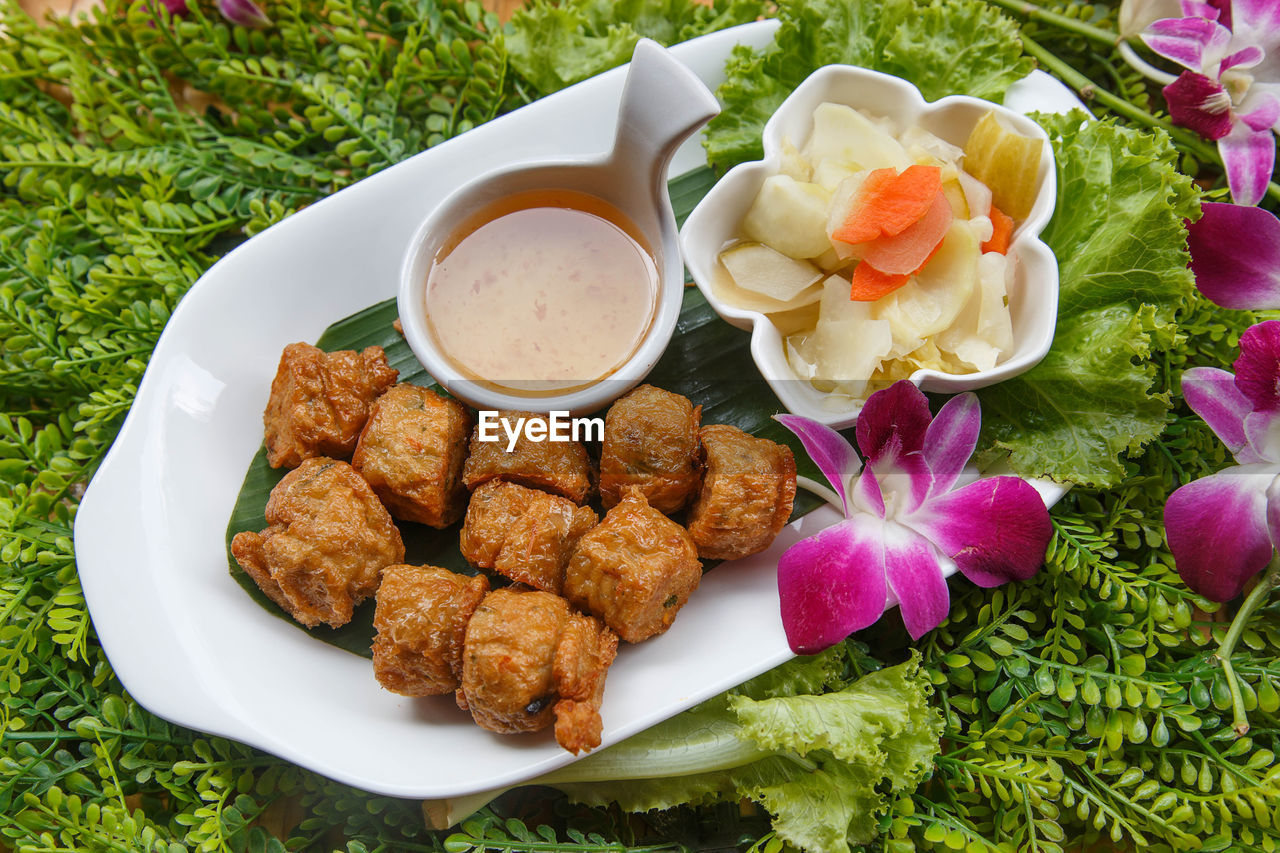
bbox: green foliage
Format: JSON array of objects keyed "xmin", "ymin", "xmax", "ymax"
[
  {"xmin": 549, "ymin": 655, "xmax": 942, "ymax": 853},
  {"xmin": 0, "ymin": 0, "xmax": 532, "ymax": 851},
  {"xmin": 975, "ymin": 112, "xmax": 1200, "ymax": 488},
  {"xmin": 505, "ymin": 0, "xmax": 769, "ymax": 95},
  {"xmin": 906, "ymin": 290, "xmax": 1280, "ymax": 851},
  {"xmin": 701, "ymin": 0, "xmax": 1035, "ymax": 171}
]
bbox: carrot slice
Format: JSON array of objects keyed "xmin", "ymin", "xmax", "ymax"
[
  {"xmin": 831, "ymin": 164, "xmax": 943, "ymax": 245},
  {"xmin": 849, "ymin": 262, "xmax": 911, "ymax": 301},
  {"xmin": 830, "ymin": 168, "xmax": 896, "ymax": 245},
  {"xmin": 982, "ymin": 204, "xmax": 1014, "ymax": 254},
  {"xmin": 848, "ymin": 228, "xmax": 950, "ymax": 302},
  {"xmin": 858, "ymin": 191, "xmax": 952, "ymax": 275}
]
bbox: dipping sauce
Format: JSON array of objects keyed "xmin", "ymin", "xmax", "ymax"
[{"xmin": 424, "ymin": 190, "xmax": 659, "ymax": 395}]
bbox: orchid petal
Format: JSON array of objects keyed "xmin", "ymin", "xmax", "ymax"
[
  {"xmin": 923, "ymin": 392, "xmax": 980, "ymax": 497},
  {"xmin": 775, "ymin": 414, "xmax": 859, "ymax": 515},
  {"xmin": 777, "ymin": 516, "xmax": 888, "ymax": 653},
  {"xmin": 856, "ymin": 380, "xmax": 934, "ymax": 511},
  {"xmin": 1240, "ymin": 93, "xmax": 1280, "ymax": 132},
  {"xmin": 1244, "ymin": 410, "xmax": 1280, "ymax": 461},
  {"xmin": 1120, "ymin": 0, "xmax": 1186, "ymax": 36},
  {"xmin": 1165, "ymin": 464, "xmax": 1274, "ymax": 601},
  {"xmin": 1163, "ymin": 72, "xmax": 1235, "ymax": 140},
  {"xmin": 1267, "ymin": 473, "xmax": 1280, "ymax": 548},
  {"xmin": 1218, "ymin": 122, "xmax": 1276, "ymax": 206},
  {"xmin": 874, "ymin": 454, "xmax": 935, "ymax": 515},
  {"xmin": 1234, "ymin": 320, "xmax": 1280, "ymax": 411},
  {"xmin": 1221, "ymin": 45, "xmax": 1266, "ymax": 72},
  {"xmin": 1142, "ymin": 16, "xmax": 1232, "ymax": 70},
  {"xmin": 856, "ymin": 380, "xmax": 932, "ymax": 463},
  {"xmin": 1188, "ymin": 203, "xmax": 1280, "ymax": 310},
  {"xmin": 882, "ymin": 522, "xmax": 952, "ymax": 640},
  {"xmin": 1181, "ymin": 0, "xmax": 1221, "ymax": 17},
  {"xmin": 159, "ymin": 0, "xmax": 188, "ymax": 14},
  {"xmin": 1229, "ymin": 0, "xmax": 1280, "ymax": 35},
  {"xmin": 1208, "ymin": 0, "xmax": 1232, "ymax": 26},
  {"xmin": 905, "ymin": 476, "xmax": 1052, "ymax": 587},
  {"xmin": 851, "ymin": 465, "xmax": 886, "ymax": 518},
  {"xmin": 217, "ymin": 0, "xmax": 271, "ymax": 27},
  {"xmin": 1180, "ymin": 366, "xmax": 1258, "ymax": 459}
]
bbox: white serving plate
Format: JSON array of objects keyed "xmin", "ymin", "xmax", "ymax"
[{"xmin": 75, "ymin": 19, "xmax": 1075, "ymax": 799}]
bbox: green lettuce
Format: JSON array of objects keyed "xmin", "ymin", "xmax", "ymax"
[
  {"xmin": 543, "ymin": 653, "xmax": 943, "ymax": 853},
  {"xmin": 974, "ymin": 113, "xmax": 1200, "ymax": 488},
  {"xmin": 703, "ymin": 0, "xmax": 1034, "ymax": 170},
  {"xmin": 506, "ymin": 0, "xmax": 769, "ymax": 96}
]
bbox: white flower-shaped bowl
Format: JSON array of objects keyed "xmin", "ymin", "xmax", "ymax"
[{"xmin": 680, "ymin": 65, "xmax": 1059, "ymax": 428}]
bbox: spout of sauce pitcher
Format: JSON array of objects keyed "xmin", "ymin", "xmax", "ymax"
[{"xmin": 608, "ymin": 39, "xmax": 721, "ymax": 190}]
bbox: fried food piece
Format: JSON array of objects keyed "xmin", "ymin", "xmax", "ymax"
[
  {"xmin": 687, "ymin": 424, "xmax": 797, "ymax": 561},
  {"xmin": 352, "ymin": 384, "xmax": 472, "ymax": 528},
  {"xmin": 231, "ymin": 458, "xmax": 405, "ymax": 628},
  {"xmin": 462, "ymin": 411, "xmax": 594, "ymax": 503},
  {"xmin": 372, "ymin": 565, "xmax": 489, "ymax": 696},
  {"xmin": 599, "ymin": 384, "xmax": 702, "ymax": 514},
  {"xmin": 263, "ymin": 343, "xmax": 398, "ymax": 469},
  {"xmin": 563, "ymin": 488, "xmax": 702, "ymax": 643},
  {"xmin": 460, "ymin": 588, "xmax": 617, "ymax": 753},
  {"xmin": 459, "ymin": 481, "xmax": 597, "ymax": 594}
]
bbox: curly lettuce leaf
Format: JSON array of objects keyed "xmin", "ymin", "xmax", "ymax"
[
  {"xmin": 730, "ymin": 660, "xmax": 940, "ymax": 789},
  {"xmin": 704, "ymin": 0, "xmax": 1033, "ymax": 170},
  {"xmin": 975, "ymin": 113, "xmax": 1200, "ymax": 487},
  {"xmin": 728, "ymin": 645, "xmax": 845, "ymax": 700},
  {"xmin": 550, "ymin": 654, "xmax": 942, "ymax": 853},
  {"xmin": 506, "ymin": 0, "xmax": 768, "ymax": 96}
]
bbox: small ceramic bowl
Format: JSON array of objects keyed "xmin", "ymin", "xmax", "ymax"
[
  {"xmin": 680, "ymin": 65, "xmax": 1059, "ymax": 428},
  {"xmin": 399, "ymin": 40, "xmax": 719, "ymax": 416}
]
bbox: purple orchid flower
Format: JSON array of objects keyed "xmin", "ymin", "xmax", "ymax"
[
  {"xmin": 1141, "ymin": 0, "xmax": 1280, "ymax": 204},
  {"xmin": 1166, "ymin": 320, "xmax": 1280, "ymax": 600},
  {"xmin": 773, "ymin": 381, "xmax": 1053, "ymax": 653},
  {"xmin": 156, "ymin": 0, "xmax": 271, "ymax": 27}
]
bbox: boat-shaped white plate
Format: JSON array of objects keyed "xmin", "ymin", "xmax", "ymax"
[{"xmin": 75, "ymin": 19, "xmax": 1074, "ymax": 798}]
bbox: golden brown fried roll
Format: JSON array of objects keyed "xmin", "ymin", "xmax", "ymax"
[
  {"xmin": 459, "ymin": 481, "xmax": 597, "ymax": 594},
  {"xmin": 462, "ymin": 411, "xmax": 594, "ymax": 504},
  {"xmin": 460, "ymin": 588, "xmax": 617, "ymax": 753},
  {"xmin": 599, "ymin": 384, "xmax": 702, "ymax": 514},
  {"xmin": 372, "ymin": 564, "xmax": 489, "ymax": 696},
  {"xmin": 563, "ymin": 488, "xmax": 702, "ymax": 643},
  {"xmin": 352, "ymin": 384, "xmax": 472, "ymax": 528},
  {"xmin": 231, "ymin": 458, "xmax": 405, "ymax": 628},
  {"xmin": 263, "ymin": 342, "xmax": 398, "ymax": 469},
  {"xmin": 686, "ymin": 424, "xmax": 797, "ymax": 561}
]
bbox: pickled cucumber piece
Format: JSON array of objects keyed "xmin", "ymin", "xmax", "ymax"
[
  {"xmin": 778, "ymin": 137, "xmax": 812, "ymax": 181},
  {"xmin": 742, "ymin": 175, "xmax": 833, "ymax": 259},
  {"xmin": 873, "ymin": 220, "xmax": 979, "ymax": 344},
  {"xmin": 801, "ymin": 103, "xmax": 911, "ymax": 172},
  {"xmin": 810, "ymin": 277, "xmax": 892, "ymax": 388},
  {"xmin": 963, "ymin": 111, "xmax": 1042, "ymax": 220},
  {"xmin": 812, "ymin": 158, "xmax": 862, "ymax": 192},
  {"xmin": 719, "ymin": 242, "xmax": 824, "ymax": 303}
]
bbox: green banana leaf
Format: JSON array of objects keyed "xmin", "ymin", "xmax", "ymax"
[{"xmin": 223, "ymin": 167, "xmax": 822, "ymax": 657}]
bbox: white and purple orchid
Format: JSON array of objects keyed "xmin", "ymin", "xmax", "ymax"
[
  {"xmin": 1140, "ymin": 0, "xmax": 1280, "ymax": 204},
  {"xmin": 773, "ymin": 381, "xmax": 1053, "ymax": 654},
  {"xmin": 1165, "ymin": 320, "xmax": 1280, "ymax": 600}
]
